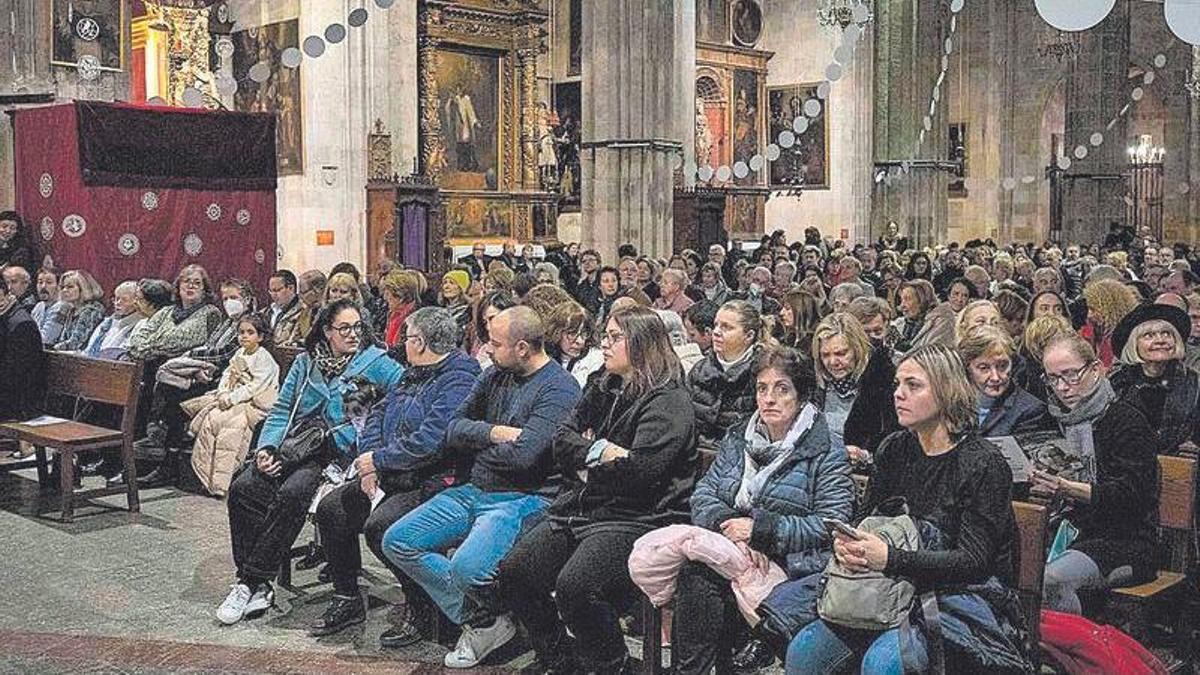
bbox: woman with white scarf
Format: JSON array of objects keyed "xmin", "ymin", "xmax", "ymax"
[
  {"xmin": 629, "ymin": 346, "xmax": 853, "ymax": 674},
  {"xmin": 1036, "ymin": 334, "xmax": 1160, "ymax": 615}
]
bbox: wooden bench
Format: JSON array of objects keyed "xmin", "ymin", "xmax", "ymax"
[
  {"xmin": 0, "ymin": 352, "xmax": 143, "ymax": 522},
  {"xmin": 1108, "ymin": 455, "xmax": 1196, "ymax": 666}
]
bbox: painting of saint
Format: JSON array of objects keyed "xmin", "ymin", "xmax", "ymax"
[
  {"xmin": 52, "ymin": 0, "xmax": 123, "ymax": 71},
  {"xmin": 554, "ymin": 82, "xmax": 582, "ymax": 207},
  {"xmin": 228, "ymin": 21, "xmax": 304, "ymax": 175},
  {"xmin": 697, "ymin": 0, "xmax": 729, "ymax": 44},
  {"xmin": 732, "ymin": 70, "xmax": 759, "ymax": 186},
  {"xmin": 767, "ymin": 83, "xmax": 829, "ymax": 189},
  {"xmin": 434, "ymin": 48, "xmax": 501, "ymax": 191}
]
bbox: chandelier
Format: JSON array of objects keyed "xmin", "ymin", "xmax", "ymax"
[
  {"xmin": 1128, "ymin": 135, "xmax": 1165, "ymax": 165},
  {"xmin": 817, "ymin": 0, "xmax": 873, "ymax": 30}
]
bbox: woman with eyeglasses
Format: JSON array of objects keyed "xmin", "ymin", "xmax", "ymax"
[
  {"xmin": 497, "ymin": 306, "xmax": 698, "ymax": 673},
  {"xmin": 957, "ymin": 326, "xmax": 1045, "ymax": 437},
  {"xmin": 545, "ymin": 299, "xmax": 604, "ymax": 387},
  {"xmin": 1108, "ymin": 303, "xmax": 1200, "ymax": 455},
  {"xmin": 217, "ymin": 298, "xmax": 403, "ymax": 626},
  {"xmin": 129, "ymin": 264, "xmax": 223, "ymax": 362},
  {"xmin": 1037, "ymin": 334, "xmax": 1159, "ymax": 616},
  {"xmin": 689, "ymin": 300, "xmax": 765, "ymax": 450}
]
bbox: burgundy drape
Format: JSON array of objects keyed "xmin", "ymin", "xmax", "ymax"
[{"xmin": 12, "ymin": 102, "xmax": 277, "ymax": 304}]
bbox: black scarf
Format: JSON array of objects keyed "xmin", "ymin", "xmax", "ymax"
[{"xmin": 171, "ymin": 301, "xmax": 207, "ymax": 324}]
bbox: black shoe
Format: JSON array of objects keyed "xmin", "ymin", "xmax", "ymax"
[
  {"xmin": 379, "ymin": 598, "xmax": 434, "ymax": 649},
  {"xmin": 730, "ymin": 637, "xmax": 777, "ymax": 672},
  {"xmin": 295, "ymin": 542, "xmax": 325, "ymax": 570},
  {"xmin": 317, "ymin": 564, "xmax": 333, "ymax": 584},
  {"xmin": 308, "ymin": 594, "xmax": 366, "ymax": 637},
  {"xmin": 136, "ymin": 465, "xmax": 172, "ymax": 487},
  {"xmin": 105, "ymin": 472, "xmax": 125, "ymax": 487},
  {"xmin": 80, "ymin": 459, "xmax": 105, "ymax": 476}
]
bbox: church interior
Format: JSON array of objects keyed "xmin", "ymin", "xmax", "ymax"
[{"xmin": 0, "ymin": 0, "xmax": 1200, "ymax": 673}]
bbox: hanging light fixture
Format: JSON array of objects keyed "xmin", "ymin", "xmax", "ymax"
[{"xmin": 817, "ymin": 0, "xmax": 873, "ymax": 31}]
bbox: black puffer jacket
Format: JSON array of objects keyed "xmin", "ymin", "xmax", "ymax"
[
  {"xmin": 549, "ymin": 371, "xmax": 697, "ymax": 528},
  {"xmin": 688, "ymin": 345, "xmax": 761, "ymax": 448}
]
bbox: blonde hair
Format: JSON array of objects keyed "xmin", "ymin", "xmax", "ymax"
[
  {"xmin": 957, "ymin": 324, "xmax": 1016, "ymax": 366},
  {"xmin": 1119, "ymin": 319, "xmax": 1185, "ymax": 365},
  {"xmin": 897, "ymin": 343, "xmax": 978, "ymax": 437},
  {"xmin": 60, "ymin": 269, "xmax": 103, "ymax": 304},
  {"xmin": 955, "ymin": 300, "xmax": 1002, "ymax": 341},
  {"xmin": 1023, "ymin": 315, "xmax": 1075, "ymax": 362},
  {"xmin": 811, "ymin": 312, "xmax": 871, "ymax": 385},
  {"xmin": 483, "ymin": 267, "xmax": 515, "ymax": 291},
  {"xmin": 1082, "ymin": 279, "xmax": 1139, "ymax": 331},
  {"xmin": 381, "ymin": 269, "xmax": 421, "ymax": 303},
  {"xmin": 1042, "ymin": 333, "xmax": 1098, "ymax": 366},
  {"xmin": 324, "ymin": 272, "xmax": 363, "ymax": 305}
]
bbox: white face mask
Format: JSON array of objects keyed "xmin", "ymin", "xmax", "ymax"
[
  {"xmin": 749, "ymin": 282, "xmax": 763, "ymax": 295},
  {"xmin": 223, "ymin": 298, "xmax": 246, "ymax": 317}
]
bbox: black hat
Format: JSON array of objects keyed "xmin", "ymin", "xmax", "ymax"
[{"xmin": 1111, "ymin": 302, "xmax": 1192, "ymax": 357}]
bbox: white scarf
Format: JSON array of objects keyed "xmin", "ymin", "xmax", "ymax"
[{"xmin": 735, "ymin": 403, "xmax": 819, "ymax": 510}]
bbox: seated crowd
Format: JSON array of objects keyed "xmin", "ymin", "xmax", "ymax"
[{"xmin": 3, "ymin": 212, "xmax": 1200, "ymax": 673}]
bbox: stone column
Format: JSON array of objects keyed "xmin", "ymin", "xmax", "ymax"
[
  {"xmin": 1060, "ymin": 1, "xmax": 1130, "ymax": 246},
  {"xmin": 581, "ymin": 0, "xmax": 693, "ymax": 260},
  {"xmin": 518, "ymin": 46, "xmax": 539, "ymax": 189},
  {"xmin": 1189, "ymin": 46, "xmax": 1200, "ymax": 244},
  {"xmin": 870, "ymin": 0, "xmax": 949, "ymax": 248}
]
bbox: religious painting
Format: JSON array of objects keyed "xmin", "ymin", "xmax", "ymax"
[
  {"xmin": 949, "ymin": 122, "xmax": 968, "ymax": 197},
  {"xmin": 731, "ymin": 0, "xmax": 763, "ymax": 48},
  {"xmin": 731, "ymin": 70, "xmax": 759, "ymax": 186},
  {"xmin": 768, "ymin": 83, "xmax": 829, "ymax": 190},
  {"xmin": 435, "ymin": 47, "xmax": 502, "ymax": 191},
  {"xmin": 697, "ymin": 0, "xmax": 729, "ymax": 44},
  {"xmin": 554, "ymin": 82, "xmax": 582, "ymax": 209},
  {"xmin": 446, "ymin": 197, "xmax": 511, "ymax": 240},
  {"xmin": 52, "ymin": 0, "xmax": 124, "ymax": 71},
  {"xmin": 696, "ymin": 74, "xmax": 728, "ymax": 175},
  {"xmin": 228, "ymin": 21, "xmax": 304, "ymax": 175}
]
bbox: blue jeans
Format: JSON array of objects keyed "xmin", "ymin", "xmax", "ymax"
[
  {"xmin": 381, "ymin": 484, "xmax": 548, "ymax": 625},
  {"xmin": 785, "ymin": 619, "xmax": 928, "ymax": 675}
]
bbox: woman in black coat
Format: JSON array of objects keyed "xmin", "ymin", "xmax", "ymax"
[
  {"xmin": 497, "ymin": 306, "xmax": 698, "ymax": 674},
  {"xmin": 1109, "ymin": 303, "xmax": 1200, "ymax": 455},
  {"xmin": 689, "ymin": 299, "xmax": 763, "ymax": 449},
  {"xmin": 1037, "ymin": 334, "xmax": 1160, "ymax": 615},
  {"xmin": 0, "ymin": 211, "xmax": 36, "ymax": 272},
  {"xmin": 957, "ymin": 325, "xmax": 1046, "ymax": 437},
  {"xmin": 810, "ymin": 312, "xmax": 898, "ymax": 466}
]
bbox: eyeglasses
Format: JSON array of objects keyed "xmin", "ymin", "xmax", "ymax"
[
  {"xmin": 180, "ymin": 278, "xmax": 204, "ymax": 288},
  {"xmin": 331, "ymin": 322, "xmax": 366, "ymax": 337},
  {"xmin": 600, "ymin": 331, "xmax": 627, "ymax": 345},
  {"xmin": 1042, "ymin": 363, "xmax": 1095, "ymax": 388}
]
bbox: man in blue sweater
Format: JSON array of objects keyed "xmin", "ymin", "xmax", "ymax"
[{"xmin": 382, "ymin": 305, "xmax": 581, "ymax": 668}]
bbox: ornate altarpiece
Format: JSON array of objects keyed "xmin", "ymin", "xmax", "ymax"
[
  {"xmin": 695, "ymin": 41, "xmax": 773, "ymax": 240},
  {"xmin": 418, "ymin": 0, "xmax": 557, "ymax": 244}
]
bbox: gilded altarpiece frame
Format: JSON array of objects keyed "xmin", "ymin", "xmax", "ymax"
[{"xmin": 418, "ymin": 0, "xmax": 556, "ymax": 244}]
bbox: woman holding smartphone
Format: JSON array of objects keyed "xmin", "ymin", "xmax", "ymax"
[{"xmin": 785, "ymin": 344, "xmax": 1023, "ymax": 674}]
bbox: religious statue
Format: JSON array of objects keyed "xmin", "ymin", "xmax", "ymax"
[
  {"xmin": 695, "ymin": 99, "xmax": 714, "ymax": 168},
  {"xmin": 536, "ymin": 101, "xmax": 560, "ymax": 189}
]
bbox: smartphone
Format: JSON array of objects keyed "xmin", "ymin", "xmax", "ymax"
[{"xmin": 822, "ymin": 517, "xmax": 865, "ymax": 540}]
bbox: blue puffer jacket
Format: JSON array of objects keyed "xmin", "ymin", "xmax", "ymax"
[
  {"xmin": 256, "ymin": 344, "xmax": 403, "ymax": 457},
  {"xmin": 360, "ymin": 349, "xmax": 481, "ymax": 474},
  {"xmin": 690, "ymin": 411, "xmax": 854, "ymax": 578}
]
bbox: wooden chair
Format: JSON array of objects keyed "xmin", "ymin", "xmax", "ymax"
[
  {"xmin": 1108, "ymin": 455, "xmax": 1196, "ymax": 666},
  {"xmin": 1012, "ymin": 501, "xmax": 1049, "ymax": 659},
  {"xmin": 0, "ymin": 352, "xmax": 143, "ymax": 522}
]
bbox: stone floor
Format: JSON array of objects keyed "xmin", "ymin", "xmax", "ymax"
[{"xmin": 0, "ymin": 466, "xmax": 536, "ymax": 674}]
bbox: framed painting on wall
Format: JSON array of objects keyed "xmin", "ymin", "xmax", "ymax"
[
  {"xmin": 52, "ymin": 0, "xmax": 125, "ymax": 72},
  {"xmin": 767, "ymin": 83, "xmax": 829, "ymax": 190},
  {"xmin": 228, "ymin": 20, "xmax": 304, "ymax": 175},
  {"xmin": 435, "ymin": 47, "xmax": 502, "ymax": 192},
  {"xmin": 553, "ymin": 81, "xmax": 581, "ymax": 209},
  {"xmin": 731, "ymin": 69, "xmax": 759, "ymax": 186}
]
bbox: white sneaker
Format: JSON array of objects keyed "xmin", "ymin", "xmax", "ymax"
[
  {"xmin": 245, "ymin": 582, "xmax": 274, "ymax": 616},
  {"xmin": 443, "ymin": 614, "xmax": 517, "ymax": 668},
  {"xmin": 216, "ymin": 584, "xmax": 253, "ymax": 625}
]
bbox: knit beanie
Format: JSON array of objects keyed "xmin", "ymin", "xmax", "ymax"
[{"xmin": 445, "ymin": 270, "xmax": 471, "ymax": 294}]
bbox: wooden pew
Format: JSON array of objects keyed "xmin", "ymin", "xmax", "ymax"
[
  {"xmin": 1109, "ymin": 455, "xmax": 1196, "ymax": 667},
  {"xmin": 0, "ymin": 352, "xmax": 143, "ymax": 522}
]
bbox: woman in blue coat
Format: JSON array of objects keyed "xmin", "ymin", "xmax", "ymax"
[{"xmin": 217, "ymin": 299, "xmax": 403, "ymax": 625}]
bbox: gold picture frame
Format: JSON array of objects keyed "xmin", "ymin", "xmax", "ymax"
[{"xmin": 51, "ymin": 0, "xmax": 127, "ymax": 73}]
